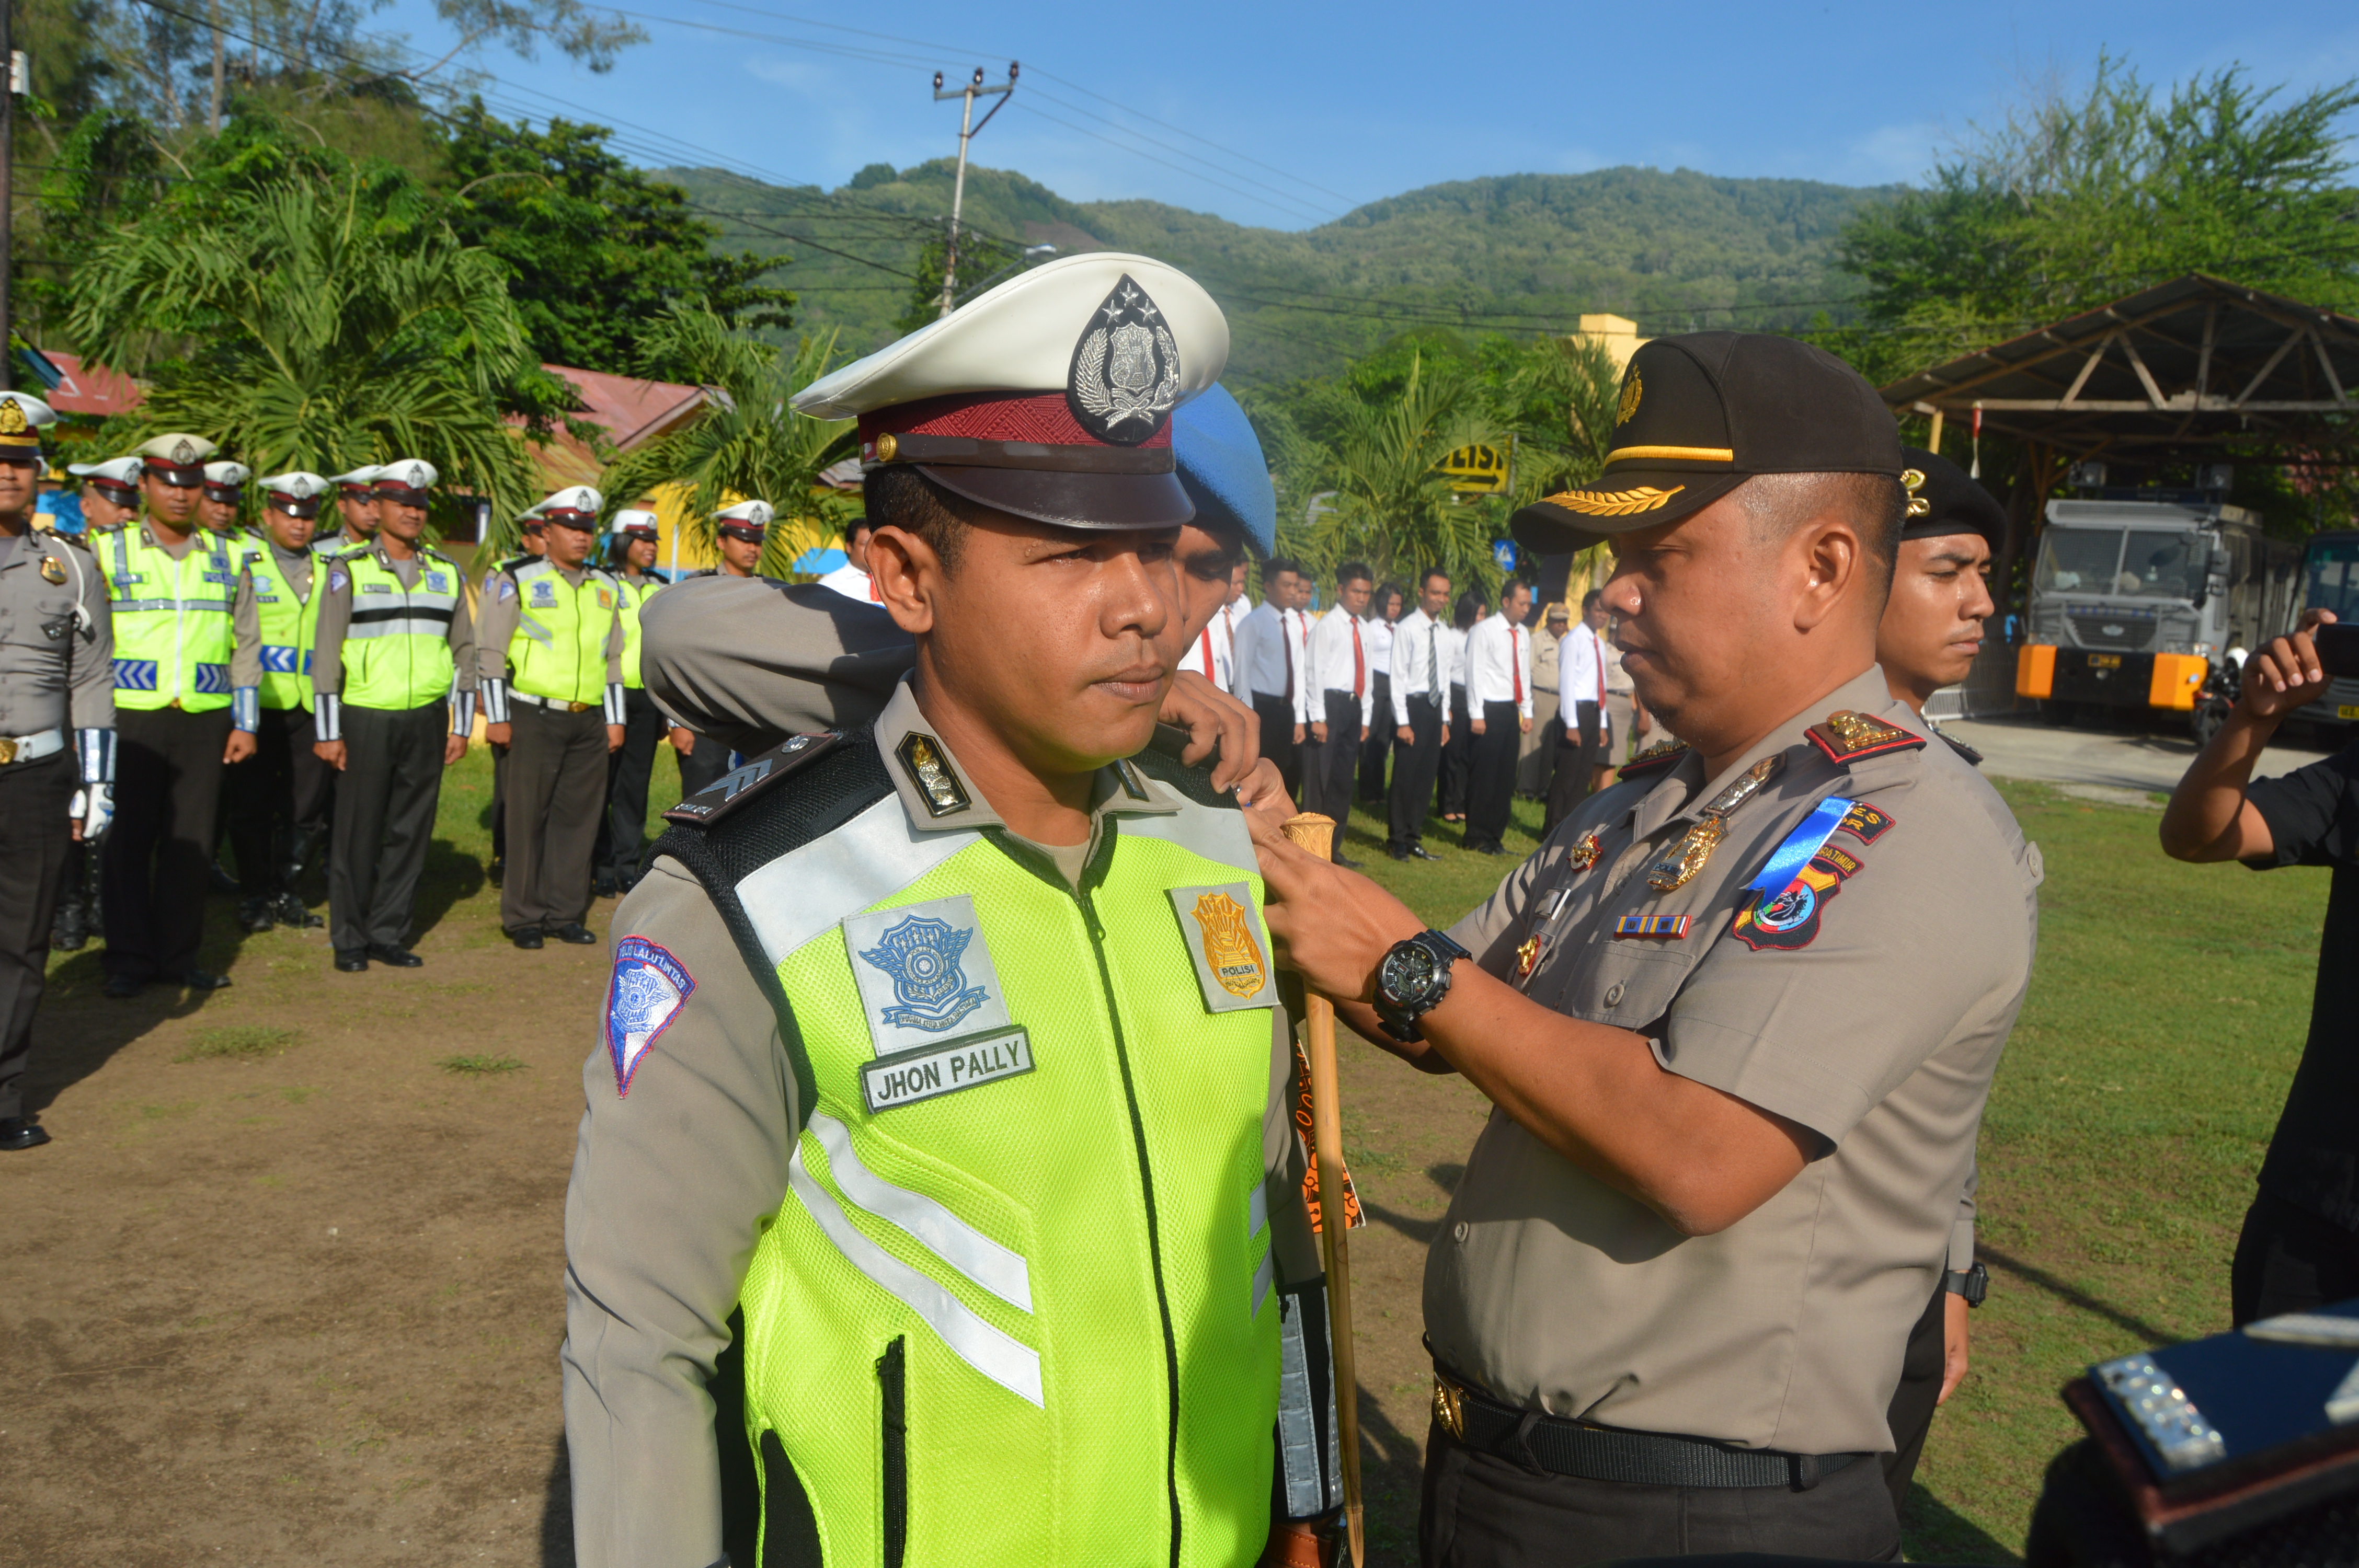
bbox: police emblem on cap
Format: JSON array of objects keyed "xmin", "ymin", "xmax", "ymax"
[
  {"xmin": 1901, "ymin": 468, "xmax": 1929, "ymax": 517},
  {"xmin": 172, "ymin": 437, "xmax": 198, "ymax": 465},
  {"xmin": 1069, "ymin": 275, "xmax": 1181, "ymax": 445},
  {"xmin": 1616, "ymin": 372, "xmax": 1642, "ymax": 426},
  {"xmin": 0, "ymin": 401, "xmax": 25, "ymax": 435}
]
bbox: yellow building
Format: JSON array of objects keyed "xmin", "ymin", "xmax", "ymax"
[{"xmin": 1571, "ymin": 313, "xmax": 1648, "ymax": 371}]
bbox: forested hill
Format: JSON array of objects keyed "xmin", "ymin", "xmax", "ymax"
[{"xmin": 661, "ymin": 160, "xmax": 1893, "ymax": 384}]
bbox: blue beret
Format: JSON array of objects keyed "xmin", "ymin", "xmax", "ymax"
[{"xmin": 1173, "ymin": 385, "xmax": 1275, "ymax": 557}]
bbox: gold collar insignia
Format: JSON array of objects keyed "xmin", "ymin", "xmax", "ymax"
[{"xmin": 896, "ymin": 732, "xmax": 971, "ymax": 817}]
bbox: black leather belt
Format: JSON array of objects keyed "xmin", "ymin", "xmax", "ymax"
[{"xmin": 1434, "ymin": 1370, "xmax": 1868, "ymax": 1491}]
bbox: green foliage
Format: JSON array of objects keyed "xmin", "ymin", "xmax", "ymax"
[
  {"xmin": 433, "ymin": 99, "xmax": 796, "ymax": 374},
  {"xmin": 892, "ymin": 227, "xmax": 1027, "ymax": 338},
  {"xmin": 596, "ymin": 304, "xmax": 860, "ymax": 575},
  {"xmin": 176, "ymin": 1025, "xmax": 303, "ymax": 1062},
  {"xmin": 437, "ymin": 1053, "xmax": 524, "ymax": 1075},
  {"xmin": 61, "ymin": 168, "xmax": 545, "ymax": 527}
]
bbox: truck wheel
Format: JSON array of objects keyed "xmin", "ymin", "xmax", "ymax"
[{"xmin": 2191, "ymin": 698, "xmax": 2228, "ymax": 749}]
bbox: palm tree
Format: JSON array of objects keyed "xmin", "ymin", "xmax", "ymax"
[
  {"xmin": 596, "ymin": 304, "xmax": 860, "ymax": 579},
  {"xmin": 62, "ymin": 172, "xmax": 545, "ymax": 527}
]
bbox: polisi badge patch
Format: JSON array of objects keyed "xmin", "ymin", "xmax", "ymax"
[
  {"xmin": 1167, "ymin": 883, "xmax": 1277, "ymax": 1012},
  {"xmin": 605, "ymin": 936, "xmax": 694, "ymax": 1096}
]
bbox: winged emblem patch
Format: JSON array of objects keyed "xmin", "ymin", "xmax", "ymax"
[{"xmin": 1067, "ymin": 273, "xmax": 1182, "ymax": 445}]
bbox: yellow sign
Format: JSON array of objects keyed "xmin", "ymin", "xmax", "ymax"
[{"xmin": 1436, "ymin": 442, "xmax": 1512, "ymax": 494}]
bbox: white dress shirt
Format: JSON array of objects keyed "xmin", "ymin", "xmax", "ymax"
[
  {"xmin": 1308, "ymin": 606, "xmax": 1376, "ymax": 729},
  {"xmin": 1388, "ymin": 608, "xmax": 1450, "ymax": 725},
  {"xmin": 1176, "ymin": 593, "xmax": 1242, "ymax": 691},
  {"xmin": 1232, "ymin": 599, "xmax": 1308, "ymax": 717},
  {"xmin": 1441, "ymin": 626, "xmax": 1469, "ymax": 696},
  {"xmin": 1362, "ymin": 614, "xmax": 1395, "ymax": 684},
  {"xmin": 815, "ymin": 561, "xmax": 876, "ymax": 602},
  {"xmin": 1464, "ymin": 614, "xmax": 1533, "ymax": 718},
  {"xmin": 1558, "ymin": 623, "xmax": 1607, "ymax": 732}
]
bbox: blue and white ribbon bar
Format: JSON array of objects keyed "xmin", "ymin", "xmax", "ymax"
[
  {"xmin": 1613, "ymin": 914, "xmax": 1691, "ymax": 939},
  {"xmin": 1745, "ymin": 796, "xmax": 1855, "ymax": 895}
]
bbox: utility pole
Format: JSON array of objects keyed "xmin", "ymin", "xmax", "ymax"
[
  {"xmin": 1, "ymin": 0, "xmax": 16, "ymax": 392},
  {"xmin": 931, "ymin": 61, "xmax": 1016, "ymax": 320}
]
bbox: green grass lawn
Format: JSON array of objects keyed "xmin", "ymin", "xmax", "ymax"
[{"xmin": 1336, "ymin": 779, "xmax": 2328, "ymax": 1563}]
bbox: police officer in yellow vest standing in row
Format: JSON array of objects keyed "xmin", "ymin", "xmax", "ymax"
[
  {"xmin": 100, "ymin": 433, "xmax": 260, "ymax": 999},
  {"xmin": 310, "ymin": 459, "xmax": 476, "ymax": 972},
  {"xmin": 317, "ymin": 467, "xmax": 381, "ymax": 558},
  {"xmin": 483, "ymin": 504, "xmax": 549, "ymax": 890},
  {"xmin": 0, "ymin": 393, "xmax": 112, "ymax": 1149},
  {"xmin": 596, "ymin": 508, "xmax": 668, "ymax": 897},
  {"xmin": 478, "ymin": 484, "xmax": 625, "ymax": 950},
  {"xmin": 48, "ymin": 456, "xmax": 143, "ymax": 955},
  {"xmin": 227, "ymin": 471, "xmax": 333, "ymax": 934}
]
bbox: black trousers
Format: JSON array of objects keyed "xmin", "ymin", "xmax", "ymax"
[
  {"xmin": 1544, "ymin": 701, "xmax": 1605, "ymax": 836},
  {"xmin": 1252, "ymin": 694, "xmax": 1302, "ymax": 802},
  {"xmin": 1438, "ymin": 683, "xmax": 1472, "ymax": 817},
  {"xmin": 330, "ymin": 702, "xmax": 448, "ymax": 953},
  {"xmin": 489, "ymin": 741, "xmax": 508, "ymax": 864},
  {"xmin": 676, "ymin": 731, "xmax": 731, "ymax": 805},
  {"xmin": 1389, "ymin": 694, "xmax": 1445, "ymax": 851},
  {"xmin": 1359, "ymin": 673, "xmax": 1393, "ymax": 801},
  {"xmin": 0, "ymin": 752, "xmax": 76, "ymax": 1118},
  {"xmin": 103, "ymin": 706, "xmax": 233, "ymax": 983},
  {"xmin": 597, "ymin": 687, "xmax": 665, "ymax": 883},
  {"xmin": 1421, "ymin": 1420, "xmax": 1900, "ymax": 1567},
  {"xmin": 1310, "ymin": 691, "xmax": 1362, "ymax": 848},
  {"xmin": 226, "ymin": 705, "xmax": 330, "ymax": 898},
  {"xmin": 1463, "ymin": 700, "xmax": 1521, "ymax": 850},
  {"xmin": 503, "ymin": 701, "xmax": 609, "ymax": 933},
  {"xmin": 2231, "ymin": 1190, "xmax": 2359, "ymax": 1325},
  {"xmin": 1881, "ymin": 1281, "xmax": 1948, "ymax": 1513}
]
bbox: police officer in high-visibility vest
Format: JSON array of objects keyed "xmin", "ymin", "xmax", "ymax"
[
  {"xmin": 49, "ymin": 457, "xmax": 143, "ymax": 953},
  {"xmin": 226, "ymin": 472, "xmax": 333, "ymax": 933},
  {"xmin": 563, "ymin": 253, "xmax": 1345, "ymax": 1568},
  {"xmin": 477, "ymin": 485, "xmax": 625, "ymax": 950},
  {"xmin": 99, "ymin": 433, "xmax": 259, "ymax": 998},
  {"xmin": 595, "ymin": 508, "xmax": 668, "ymax": 897},
  {"xmin": 310, "ymin": 458, "xmax": 477, "ymax": 972},
  {"xmin": 484, "ymin": 506, "xmax": 549, "ymax": 890},
  {"xmin": 316, "ymin": 467, "xmax": 380, "ymax": 558},
  {"xmin": 198, "ymin": 461, "xmax": 250, "ymax": 538},
  {"xmin": 0, "ymin": 394, "xmax": 112, "ymax": 1150}
]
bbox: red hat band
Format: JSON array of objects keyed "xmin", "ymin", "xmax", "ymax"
[{"xmin": 860, "ymin": 391, "xmax": 1174, "ymax": 475}]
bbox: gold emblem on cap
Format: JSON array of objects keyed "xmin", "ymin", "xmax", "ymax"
[
  {"xmin": 874, "ymin": 432, "xmax": 898, "ymax": 463},
  {"xmin": 1543, "ymin": 484, "xmax": 1686, "ymax": 517},
  {"xmin": 0, "ymin": 401, "xmax": 27, "ymax": 435},
  {"xmin": 1616, "ymin": 371, "xmax": 1642, "ymax": 426},
  {"xmin": 1900, "ymin": 467, "xmax": 1930, "ymax": 518},
  {"xmin": 171, "ymin": 437, "xmax": 197, "ymax": 464},
  {"xmin": 1190, "ymin": 892, "xmax": 1268, "ymax": 998}
]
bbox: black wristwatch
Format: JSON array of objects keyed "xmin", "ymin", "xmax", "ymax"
[
  {"xmin": 1372, "ymin": 929, "xmax": 1472, "ymax": 1043},
  {"xmin": 1943, "ymin": 1261, "xmax": 1989, "ymax": 1307}
]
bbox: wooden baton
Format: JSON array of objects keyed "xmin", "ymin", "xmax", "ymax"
[{"xmin": 1277, "ymin": 811, "xmax": 1365, "ymax": 1568}]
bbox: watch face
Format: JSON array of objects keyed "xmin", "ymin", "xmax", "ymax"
[{"xmin": 1380, "ymin": 943, "xmax": 1438, "ymax": 1006}]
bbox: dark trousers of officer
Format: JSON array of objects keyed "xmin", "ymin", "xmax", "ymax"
[
  {"xmin": 1359, "ymin": 673, "xmax": 1393, "ymax": 802},
  {"xmin": 1252, "ymin": 693, "xmax": 1302, "ymax": 802},
  {"xmin": 103, "ymin": 707, "xmax": 233, "ymax": 983},
  {"xmin": 227, "ymin": 706, "xmax": 330, "ymax": 900},
  {"xmin": 1421, "ymin": 1420, "xmax": 1901, "ymax": 1567},
  {"xmin": 1543, "ymin": 702, "xmax": 1605, "ymax": 836},
  {"xmin": 675, "ymin": 731, "xmax": 731, "ymax": 804},
  {"xmin": 596, "ymin": 688, "xmax": 665, "ymax": 886},
  {"xmin": 489, "ymin": 743, "xmax": 509, "ymax": 867},
  {"xmin": 1518, "ymin": 689, "xmax": 1560, "ymax": 799},
  {"xmin": 331, "ymin": 702, "xmax": 447, "ymax": 954},
  {"xmin": 1388, "ymin": 694, "xmax": 1444, "ymax": 852},
  {"xmin": 503, "ymin": 700, "xmax": 608, "ymax": 934},
  {"xmin": 1438, "ymin": 683, "xmax": 1472, "ymax": 817},
  {"xmin": 1463, "ymin": 700, "xmax": 1522, "ymax": 851},
  {"xmin": 0, "ymin": 753, "xmax": 76, "ymax": 1118},
  {"xmin": 1881, "ymin": 1281, "xmax": 1948, "ymax": 1513},
  {"xmin": 2232, "ymin": 1191, "xmax": 2359, "ymax": 1325},
  {"xmin": 1303, "ymin": 691, "xmax": 1360, "ymax": 852}
]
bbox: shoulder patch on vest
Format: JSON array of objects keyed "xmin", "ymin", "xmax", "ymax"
[
  {"xmin": 665, "ymin": 732, "xmax": 844, "ymax": 827},
  {"xmin": 1806, "ymin": 710, "xmax": 1926, "ymax": 767},
  {"xmin": 1618, "ymin": 739, "xmax": 1689, "ymax": 778}
]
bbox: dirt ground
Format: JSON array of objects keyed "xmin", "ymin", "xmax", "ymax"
[{"xmin": 5, "ymin": 754, "xmax": 1483, "ymax": 1567}]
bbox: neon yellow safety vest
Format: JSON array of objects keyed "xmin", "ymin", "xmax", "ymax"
[
  {"xmin": 240, "ymin": 539, "xmax": 320, "ymax": 711},
  {"xmin": 675, "ymin": 745, "xmax": 1284, "ymax": 1568},
  {"xmin": 337, "ymin": 547, "xmax": 463, "ymax": 711},
  {"xmin": 507, "ymin": 559, "xmax": 619, "ymax": 705},
  {"xmin": 614, "ymin": 573, "xmax": 662, "ymax": 691},
  {"xmin": 106, "ymin": 526, "xmax": 238, "ymax": 712}
]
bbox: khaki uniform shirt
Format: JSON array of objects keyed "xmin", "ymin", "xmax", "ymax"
[
  {"xmin": 473, "ymin": 559, "xmax": 626, "ymax": 690},
  {"xmin": 1427, "ymin": 666, "xmax": 2039, "ymax": 1456},
  {"xmin": 637, "ymin": 573, "xmax": 914, "ymax": 752},
  {"xmin": 0, "ymin": 527, "xmax": 112, "ymax": 737},
  {"xmin": 562, "ymin": 681, "xmax": 1323, "ymax": 1568},
  {"xmin": 310, "ymin": 545, "xmax": 479, "ymax": 704}
]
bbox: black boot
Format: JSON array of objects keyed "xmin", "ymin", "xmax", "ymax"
[
  {"xmin": 51, "ymin": 896, "xmax": 88, "ymax": 952},
  {"xmin": 236, "ymin": 897, "xmax": 276, "ymax": 934}
]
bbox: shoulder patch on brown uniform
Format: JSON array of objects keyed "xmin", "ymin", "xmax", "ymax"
[
  {"xmin": 1806, "ymin": 710, "xmax": 1926, "ymax": 767},
  {"xmin": 1618, "ymin": 740, "xmax": 1689, "ymax": 778},
  {"xmin": 663, "ymin": 732, "xmax": 843, "ymax": 827}
]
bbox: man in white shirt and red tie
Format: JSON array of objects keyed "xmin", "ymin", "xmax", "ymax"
[
  {"xmin": 813, "ymin": 516, "xmax": 879, "ymax": 602},
  {"xmin": 1385, "ymin": 567, "xmax": 1454, "ymax": 861},
  {"xmin": 1544, "ymin": 587, "xmax": 1612, "ymax": 833},
  {"xmin": 1461, "ymin": 576, "xmax": 1533, "ymax": 855},
  {"xmin": 1305, "ymin": 560, "xmax": 1376, "ymax": 862},
  {"xmin": 1230, "ymin": 555, "xmax": 1310, "ymax": 797},
  {"xmin": 1176, "ymin": 556, "xmax": 1247, "ymax": 692}
]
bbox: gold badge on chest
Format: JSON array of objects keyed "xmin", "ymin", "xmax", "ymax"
[
  {"xmin": 40, "ymin": 554, "xmax": 68, "ymax": 584},
  {"xmin": 1646, "ymin": 754, "xmax": 1783, "ymax": 893}
]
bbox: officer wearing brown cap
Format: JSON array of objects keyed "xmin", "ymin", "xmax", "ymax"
[
  {"xmin": 315, "ymin": 468, "xmax": 381, "ymax": 559},
  {"xmin": 481, "ymin": 506, "xmax": 550, "ymax": 889},
  {"xmin": 1249, "ymin": 333, "xmax": 2041, "ymax": 1563},
  {"xmin": 671, "ymin": 501, "xmax": 774, "ymax": 801}
]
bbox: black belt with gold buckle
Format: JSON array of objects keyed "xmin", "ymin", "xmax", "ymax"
[{"xmin": 1432, "ymin": 1368, "xmax": 1866, "ymax": 1491}]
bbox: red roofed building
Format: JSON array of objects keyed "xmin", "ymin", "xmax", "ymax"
[
  {"xmin": 36, "ymin": 351, "xmax": 146, "ymax": 422},
  {"xmin": 526, "ymin": 364, "xmax": 726, "ymax": 487}
]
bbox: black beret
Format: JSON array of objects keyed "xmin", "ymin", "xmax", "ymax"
[{"xmin": 1900, "ymin": 448, "xmax": 2007, "ymax": 548}]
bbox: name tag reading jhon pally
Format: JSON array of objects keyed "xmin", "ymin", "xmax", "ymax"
[{"xmin": 860, "ymin": 1028, "xmax": 1034, "ymax": 1113}]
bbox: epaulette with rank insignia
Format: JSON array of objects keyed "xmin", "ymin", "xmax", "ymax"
[
  {"xmin": 1806, "ymin": 710, "xmax": 1927, "ymax": 766},
  {"xmin": 1618, "ymin": 739, "xmax": 1689, "ymax": 778},
  {"xmin": 663, "ymin": 731, "xmax": 845, "ymax": 827}
]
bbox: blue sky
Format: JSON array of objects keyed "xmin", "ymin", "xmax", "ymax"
[{"xmin": 375, "ymin": 0, "xmax": 2359, "ymax": 229}]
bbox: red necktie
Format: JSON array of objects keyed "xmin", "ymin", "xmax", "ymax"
[
  {"xmin": 868, "ymin": 574, "xmax": 880, "ymax": 602},
  {"xmin": 1350, "ymin": 618, "xmax": 1366, "ymax": 698},
  {"xmin": 1199, "ymin": 627, "xmax": 1214, "ymax": 676},
  {"xmin": 1511, "ymin": 627, "xmax": 1524, "ymax": 704},
  {"xmin": 1594, "ymin": 629, "xmax": 1606, "ymax": 704}
]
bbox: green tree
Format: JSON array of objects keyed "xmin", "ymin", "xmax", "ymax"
[
  {"xmin": 434, "ymin": 99, "xmax": 796, "ymax": 374},
  {"xmin": 893, "ymin": 226, "xmax": 1026, "ymax": 337},
  {"xmin": 596, "ymin": 304, "xmax": 860, "ymax": 576},
  {"xmin": 62, "ymin": 169, "xmax": 545, "ymax": 529}
]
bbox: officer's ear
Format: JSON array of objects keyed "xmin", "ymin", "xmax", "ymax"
[{"xmin": 866, "ymin": 524, "xmax": 942, "ymax": 636}]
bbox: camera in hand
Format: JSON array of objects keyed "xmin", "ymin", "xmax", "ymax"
[{"xmin": 2313, "ymin": 621, "xmax": 2359, "ymax": 679}]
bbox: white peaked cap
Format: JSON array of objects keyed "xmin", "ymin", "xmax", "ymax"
[
  {"xmin": 70, "ymin": 457, "xmax": 144, "ymax": 485},
  {"xmin": 327, "ymin": 466, "xmax": 382, "ymax": 487},
  {"xmin": 375, "ymin": 458, "xmax": 440, "ymax": 491},
  {"xmin": 258, "ymin": 471, "xmax": 329, "ymax": 501},
  {"xmin": 713, "ymin": 500, "xmax": 773, "ymax": 527},
  {"xmin": 203, "ymin": 462, "xmax": 253, "ymax": 486},
  {"xmin": 538, "ymin": 485, "xmax": 603, "ymax": 515},
  {"xmin": 613, "ymin": 509, "xmax": 660, "ymax": 534},
  {"xmin": 791, "ymin": 252, "xmax": 1227, "ymax": 421}
]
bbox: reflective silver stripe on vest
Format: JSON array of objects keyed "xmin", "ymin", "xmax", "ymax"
[
  {"xmin": 1114, "ymin": 801, "xmax": 1256, "ymax": 869},
  {"xmin": 737, "ymin": 794, "xmax": 981, "ymax": 964},
  {"xmin": 808, "ymin": 1112, "xmax": 1032, "ymax": 1312},
  {"xmin": 347, "ymin": 617, "xmax": 458, "ymax": 640},
  {"xmin": 1276, "ymin": 1294, "xmax": 1329, "ymax": 1516},
  {"xmin": 788, "ymin": 1151, "xmax": 1045, "ymax": 1407}
]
